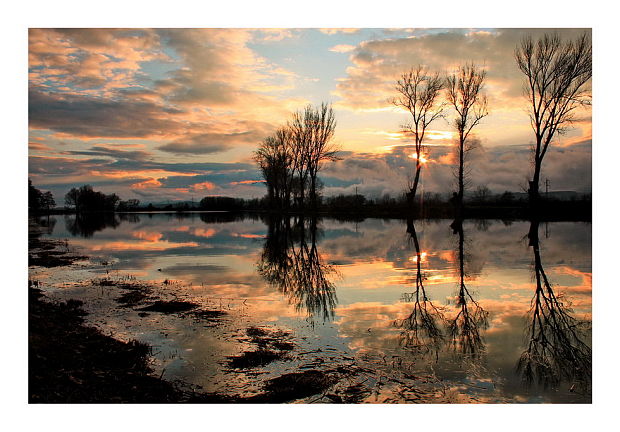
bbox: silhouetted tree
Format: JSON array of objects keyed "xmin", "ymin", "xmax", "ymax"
[
  {"xmin": 517, "ymin": 220, "xmax": 591, "ymax": 392},
  {"xmin": 446, "ymin": 64, "xmax": 488, "ymax": 218},
  {"xmin": 289, "ymin": 103, "xmax": 338, "ymax": 209},
  {"xmin": 29, "ymin": 179, "xmax": 42, "ymax": 212},
  {"xmin": 64, "ymin": 185, "xmax": 120, "ymax": 213},
  {"xmin": 392, "ymin": 66, "xmax": 445, "ymax": 209},
  {"xmin": 117, "ymin": 199, "xmax": 140, "ymax": 211},
  {"xmin": 29, "ymin": 180, "xmax": 55, "ymax": 214},
  {"xmin": 198, "ymin": 196, "xmax": 244, "ymax": 211},
  {"xmin": 472, "ymin": 185, "xmax": 491, "ymax": 204},
  {"xmin": 255, "ymin": 103, "xmax": 338, "ymax": 212},
  {"xmin": 41, "ymin": 191, "xmax": 55, "ymax": 211},
  {"xmin": 254, "ymin": 128, "xmax": 291, "ymax": 210},
  {"xmin": 515, "ymin": 33, "xmax": 592, "ymax": 207}
]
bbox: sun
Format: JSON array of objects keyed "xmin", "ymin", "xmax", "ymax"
[{"xmin": 409, "ymin": 154, "xmax": 429, "ymax": 164}]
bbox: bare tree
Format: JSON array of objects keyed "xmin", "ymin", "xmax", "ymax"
[
  {"xmin": 254, "ymin": 129, "xmax": 291, "ymax": 210},
  {"xmin": 306, "ymin": 103, "xmax": 338, "ymax": 209},
  {"xmin": 515, "ymin": 33, "xmax": 592, "ymax": 206},
  {"xmin": 256, "ymin": 103, "xmax": 338, "ymax": 212},
  {"xmin": 287, "ymin": 103, "xmax": 338, "ymax": 210},
  {"xmin": 392, "ymin": 66, "xmax": 445, "ymax": 209},
  {"xmin": 288, "ymin": 108, "xmax": 312, "ymax": 208},
  {"xmin": 446, "ymin": 64, "xmax": 488, "ymax": 217}
]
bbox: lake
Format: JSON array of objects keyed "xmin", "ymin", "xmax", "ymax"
[{"xmin": 29, "ymin": 213, "xmax": 592, "ymax": 403}]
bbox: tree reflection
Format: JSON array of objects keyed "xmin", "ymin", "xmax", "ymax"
[
  {"xmin": 64, "ymin": 213, "xmax": 121, "ymax": 238},
  {"xmin": 258, "ymin": 216, "xmax": 337, "ymax": 322},
  {"xmin": 118, "ymin": 213, "xmax": 141, "ymax": 223},
  {"xmin": 34, "ymin": 216, "xmax": 57, "ymax": 235},
  {"xmin": 517, "ymin": 220, "xmax": 591, "ymax": 392},
  {"xmin": 448, "ymin": 221, "xmax": 489, "ymax": 359},
  {"xmin": 395, "ymin": 220, "xmax": 446, "ymax": 357}
]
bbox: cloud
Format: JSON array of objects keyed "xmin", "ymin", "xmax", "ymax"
[
  {"xmin": 65, "ymin": 145, "xmax": 151, "ymax": 161},
  {"xmin": 191, "ymin": 181, "xmax": 216, "ymax": 191},
  {"xmin": 29, "ymin": 28, "xmax": 166, "ymax": 93},
  {"xmin": 154, "ymin": 29, "xmax": 300, "ymax": 107},
  {"xmin": 29, "ymin": 88, "xmax": 184, "ymax": 138},
  {"xmin": 28, "ymin": 28, "xmax": 591, "ymax": 203},
  {"xmin": 319, "ymin": 29, "xmax": 361, "ymax": 35},
  {"xmin": 131, "ymin": 178, "xmax": 162, "ymax": 189},
  {"xmin": 322, "ymin": 139, "xmax": 592, "ymax": 197},
  {"xmin": 332, "ymin": 28, "xmax": 592, "ymax": 149},
  {"xmin": 329, "ymin": 44, "xmax": 356, "ymax": 53},
  {"xmin": 157, "ymin": 127, "xmax": 272, "ymax": 155}
]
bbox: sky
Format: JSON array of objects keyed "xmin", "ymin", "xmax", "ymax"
[{"xmin": 28, "ymin": 28, "xmax": 592, "ymax": 203}]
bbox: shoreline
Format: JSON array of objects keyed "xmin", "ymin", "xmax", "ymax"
[{"xmin": 27, "ymin": 234, "xmax": 382, "ymax": 404}]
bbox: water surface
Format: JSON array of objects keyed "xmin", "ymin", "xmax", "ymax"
[{"xmin": 30, "ymin": 213, "xmax": 592, "ymax": 403}]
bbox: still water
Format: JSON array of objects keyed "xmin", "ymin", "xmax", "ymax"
[{"xmin": 30, "ymin": 213, "xmax": 592, "ymax": 403}]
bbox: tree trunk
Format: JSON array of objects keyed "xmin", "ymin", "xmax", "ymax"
[
  {"xmin": 528, "ymin": 218, "xmax": 540, "ymax": 248},
  {"xmin": 529, "ymin": 156, "xmax": 541, "ymax": 210},
  {"xmin": 407, "ymin": 162, "xmax": 422, "ymax": 214},
  {"xmin": 310, "ymin": 172, "xmax": 317, "ymax": 211},
  {"xmin": 457, "ymin": 134, "xmax": 465, "ymax": 219}
]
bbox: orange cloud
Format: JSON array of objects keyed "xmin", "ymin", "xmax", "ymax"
[
  {"xmin": 231, "ymin": 233, "xmax": 265, "ymax": 239},
  {"xmin": 230, "ymin": 180, "xmax": 264, "ymax": 185},
  {"xmin": 131, "ymin": 178, "xmax": 162, "ymax": 189},
  {"xmin": 193, "ymin": 228, "xmax": 216, "ymax": 238},
  {"xmin": 90, "ymin": 240, "xmax": 199, "ymax": 251},
  {"xmin": 192, "ymin": 181, "xmax": 216, "ymax": 191},
  {"xmin": 132, "ymin": 231, "xmax": 163, "ymax": 242}
]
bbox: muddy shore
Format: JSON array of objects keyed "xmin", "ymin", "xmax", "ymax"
[{"xmin": 28, "ymin": 231, "xmax": 375, "ymax": 403}]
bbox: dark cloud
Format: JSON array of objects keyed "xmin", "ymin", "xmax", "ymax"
[
  {"xmin": 158, "ymin": 131, "xmax": 257, "ymax": 155},
  {"xmin": 64, "ymin": 145, "xmax": 151, "ymax": 161},
  {"xmin": 29, "ymin": 88, "xmax": 185, "ymax": 138},
  {"xmin": 30, "ymin": 154, "xmax": 256, "ymax": 178}
]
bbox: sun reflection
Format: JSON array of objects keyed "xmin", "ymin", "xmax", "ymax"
[{"xmin": 409, "ymin": 251, "xmax": 428, "ymax": 263}]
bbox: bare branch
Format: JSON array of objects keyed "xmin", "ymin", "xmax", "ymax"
[{"xmin": 515, "ymin": 32, "xmax": 592, "ymax": 202}]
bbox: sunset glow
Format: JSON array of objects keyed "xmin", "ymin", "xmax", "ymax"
[{"xmin": 28, "ymin": 28, "xmax": 592, "ymax": 203}]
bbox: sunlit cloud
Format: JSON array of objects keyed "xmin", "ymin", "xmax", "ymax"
[
  {"xmin": 28, "ymin": 28, "xmax": 591, "ymax": 202},
  {"xmin": 192, "ymin": 181, "xmax": 216, "ymax": 191},
  {"xmin": 319, "ymin": 28, "xmax": 361, "ymax": 35},
  {"xmin": 131, "ymin": 178, "xmax": 162, "ymax": 189},
  {"xmin": 329, "ymin": 44, "xmax": 356, "ymax": 53}
]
